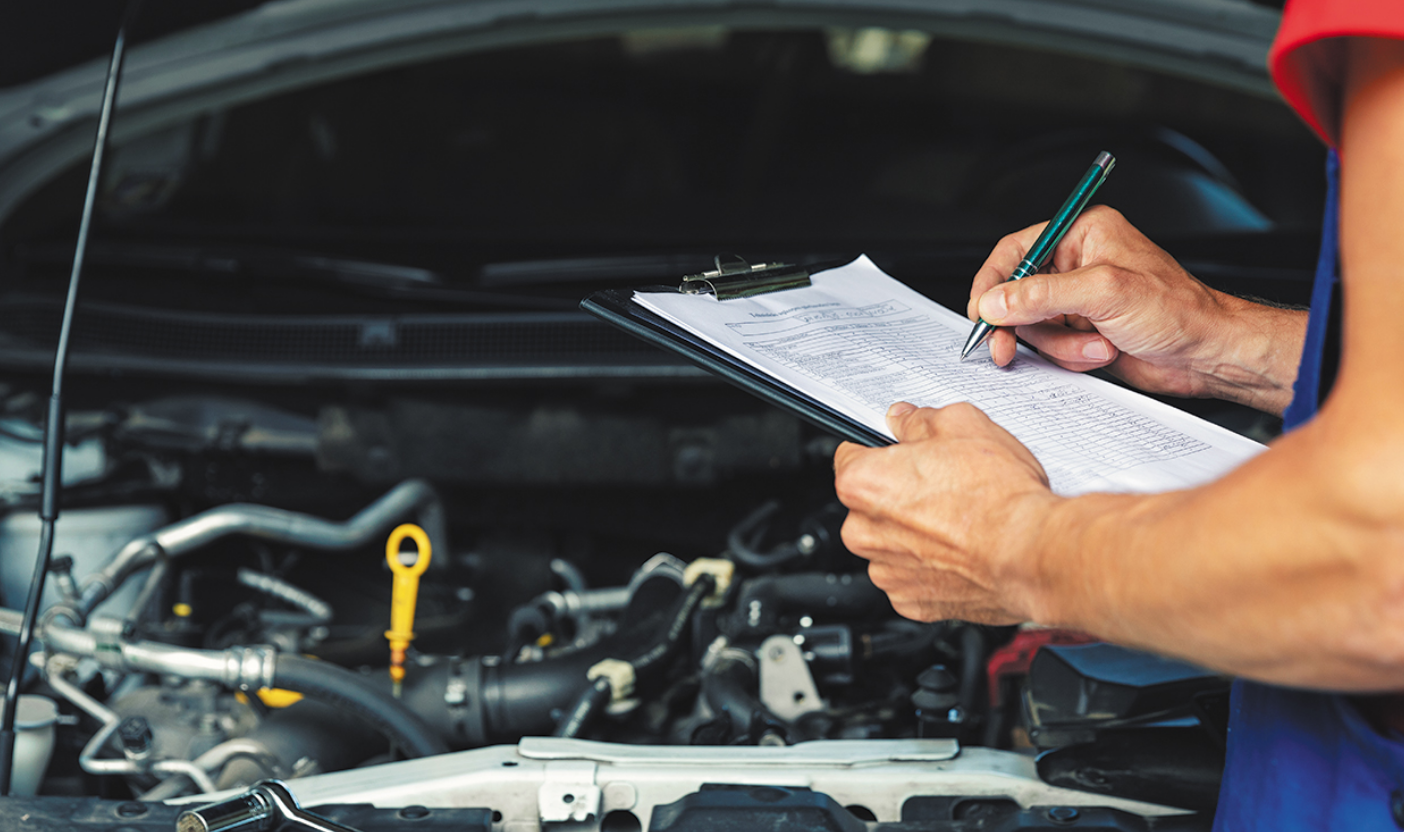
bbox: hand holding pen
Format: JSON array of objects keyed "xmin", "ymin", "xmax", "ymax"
[{"xmin": 961, "ymin": 151, "xmax": 1116, "ymax": 360}]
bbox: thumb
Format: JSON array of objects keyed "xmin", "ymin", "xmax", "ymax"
[
  {"xmin": 886, "ymin": 401, "xmax": 937, "ymax": 442},
  {"xmin": 977, "ymin": 267, "xmax": 1122, "ymax": 327}
]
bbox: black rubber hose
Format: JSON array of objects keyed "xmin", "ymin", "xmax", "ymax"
[
  {"xmin": 726, "ymin": 501, "xmax": 802, "ymax": 570},
  {"xmin": 627, "ymin": 574, "xmax": 714, "ymax": 680},
  {"xmin": 553, "ymin": 575, "xmax": 716, "ymax": 737},
  {"xmin": 701, "ymin": 653, "xmax": 769, "ymax": 741},
  {"xmin": 958, "ymin": 626, "xmax": 986, "ymax": 716},
  {"xmin": 399, "ymin": 578, "xmax": 712, "ymax": 748},
  {"xmin": 728, "ymin": 572, "xmax": 889, "ymax": 636},
  {"xmin": 272, "ymin": 655, "xmax": 447, "ymax": 758},
  {"xmin": 554, "ymin": 676, "xmax": 612, "ymax": 739}
]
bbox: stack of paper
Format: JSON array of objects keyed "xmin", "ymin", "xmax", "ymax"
[{"xmin": 633, "ymin": 256, "xmax": 1263, "ymax": 496}]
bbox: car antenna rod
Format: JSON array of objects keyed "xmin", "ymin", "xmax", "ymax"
[{"xmin": 0, "ymin": 0, "xmax": 141, "ymax": 796}]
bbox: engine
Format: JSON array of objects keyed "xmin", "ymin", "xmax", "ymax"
[{"xmin": 0, "ymin": 387, "xmax": 1229, "ymax": 831}]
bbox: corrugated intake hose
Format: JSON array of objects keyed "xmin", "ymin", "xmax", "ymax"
[
  {"xmin": 271, "ymin": 655, "xmax": 446, "ymax": 758},
  {"xmin": 400, "ymin": 574, "xmax": 712, "ymax": 747}
]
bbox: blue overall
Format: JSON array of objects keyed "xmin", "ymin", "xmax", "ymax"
[{"xmin": 1212, "ymin": 151, "xmax": 1404, "ymax": 829}]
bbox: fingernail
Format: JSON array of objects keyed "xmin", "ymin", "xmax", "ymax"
[
  {"xmin": 980, "ymin": 291, "xmax": 1008, "ymax": 322},
  {"xmin": 887, "ymin": 402, "xmax": 916, "ymax": 418},
  {"xmin": 1082, "ymin": 340, "xmax": 1111, "ymax": 361}
]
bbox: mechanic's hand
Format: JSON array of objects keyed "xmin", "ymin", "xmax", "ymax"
[
  {"xmin": 967, "ymin": 205, "xmax": 1251, "ymax": 401},
  {"xmin": 834, "ymin": 402, "xmax": 1058, "ymax": 624}
]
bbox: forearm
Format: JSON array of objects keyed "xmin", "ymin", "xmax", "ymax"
[
  {"xmin": 1187, "ymin": 293, "xmax": 1306, "ymax": 415},
  {"xmin": 1018, "ymin": 414, "xmax": 1404, "ymax": 690},
  {"xmin": 1010, "ymin": 39, "xmax": 1404, "ymax": 691}
]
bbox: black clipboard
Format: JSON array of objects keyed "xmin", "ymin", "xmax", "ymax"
[{"xmin": 580, "ymin": 258, "xmax": 893, "ymax": 448}]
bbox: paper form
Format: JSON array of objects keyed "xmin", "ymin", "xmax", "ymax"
[{"xmin": 635, "ymin": 256, "xmax": 1264, "ymax": 496}]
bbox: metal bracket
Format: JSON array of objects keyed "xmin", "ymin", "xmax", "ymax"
[
  {"xmin": 537, "ymin": 761, "xmax": 601, "ymax": 824},
  {"xmin": 757, "ymin": 635, "xmax": 825, "ymax": 722}
]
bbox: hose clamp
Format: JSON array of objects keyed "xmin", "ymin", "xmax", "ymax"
[{"xmin": 225, "ymin": 645, "xmax": 278, "ymax": 693}]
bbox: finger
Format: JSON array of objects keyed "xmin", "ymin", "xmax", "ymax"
[
  {"xmin": 968, "ymin": 222, "xmax": 1050, "ymax": 316},
  {"xmin": 832, "ymin": 440, "xmax": 867, "ymax": 472},
  {"xmin": 988, "ymin": 327, "xmax": 1019, "ymax": 367},
  {"xmin": 884, "ymin": 401, "xmax": 916, "ymax": 434},
  {"xmin": 840, "ymin": 512, "xmax": 888, "ymax": 561},
  {"xmin": 1014, "ymin": 322, "xmax": 1119, "ymax": 370},
  {"xmin": 977, "ymin": 265, "xmax": 1127, "ymax": 328},
  {"xmin": 886, "ymin": 404, "xmax": 944, "ymax": 443},
  {"xmin": 1049, "ymin": 205, "xmax": 1130, "ymax": 276},
  {"xmin": 833, "ymin": 445, "xmax": 891, "ymax": 513}
]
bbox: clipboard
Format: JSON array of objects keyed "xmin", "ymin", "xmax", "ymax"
[{"xmin": 580, "ymin": 256, "xmax": 893, "ymax": 448}]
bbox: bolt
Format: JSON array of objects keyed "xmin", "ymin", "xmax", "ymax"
[
  {"xmin": 117, "ymin": 716, "xmax": 153, "ymax": 756},
  {"xmin": 563, "ymin": 794, "xmax": 575, "ymax": 804},
  {"xmin": 797, "ymin": 534, "xmax": 817, "ymax": 554},
  {"xmin": 1046, "ymin": 806, "xmax": 1080, "ymax": 823},
  {"xmin": 116, "ymin": 802, "xmax": 148, "ymax": 818},
  {"xmin": 398, "ymin": 805, "xmax": 431, "ymax": 819}
]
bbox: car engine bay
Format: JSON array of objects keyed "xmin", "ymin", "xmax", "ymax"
[
  {"xmin": 0, "ymin": 4, "xmax": 1319, "ymax": 830},
  {"xmin": 0, "ymin": 382, "xmax": 1232, "ymax": 831}
]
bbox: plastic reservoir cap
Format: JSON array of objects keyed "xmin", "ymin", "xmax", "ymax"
[
  {"xmin": 4, "ymin": 695, "xmax": 58, "ymax": 797},
  {"xmin": 3, "ymin": 694, "xmax": 59, "ymax": 730}
]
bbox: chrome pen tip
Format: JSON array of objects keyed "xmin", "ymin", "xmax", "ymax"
[{"xmin": 960, "ymin": 320, "xmax": 991, "ymax": 361}]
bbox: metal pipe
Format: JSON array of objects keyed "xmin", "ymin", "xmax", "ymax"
[
  {"xmin": 0, "ymin": 608, "xmax": 21, "ymax": 637},
  {"xmin": 73, "ymin": 478, "xmax": 443, "ymax": 619},
  {"xmin": 40, "ymin": 616, "xmax": 277, "ymax": 691},
  {"xmin": 140, "ymin": 739, "xmax": 281, "ymax": 800},
  {"xmin": 54, "ymin": 653, "xmax": 250, "ymax": 796},
  {"xmin": 45, "ymin": 641, "xmax": 275, "ymax": 785},
  {"xmin": 236, "ymin": 568, "xmax": 333, "ymax": 624}
]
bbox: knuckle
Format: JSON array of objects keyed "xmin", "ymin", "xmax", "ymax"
[
  {"xmin": 839, "ymin": 514, "xmax": 875, "ymax": 554},
  {"xmin": 1014, "ymin": 277, "xmax": 1052, "ymax": 316},
  {"xmin": 834, "ymin": 464, "xmax": 874, "ymax": 508},
  {"xmin": 944, "ymin": 402, "xmax": 988, "ymax": 431},
  {"xmin": 999, "ymin": 230, "xmax": 1027, "ymax": 251},
  {"xmin": 866, "ymin": 560, "xmax": 899, "ymax": 591},
  {"xmin": 1088, "ymin": 264, "xmax": 1120, "ymax": 287},
  {"xmin": 1085, "ymin": 204, "xmax": 1123, "ymax": 224},
  {"xmin": 946, "ymin": 401, "xmax": 981, "ymax": 419}
]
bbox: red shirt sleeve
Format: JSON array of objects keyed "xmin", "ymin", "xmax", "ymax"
[{"xmin": 1271, "ymin": 0, "xmax": 1404, "ymax": 146}]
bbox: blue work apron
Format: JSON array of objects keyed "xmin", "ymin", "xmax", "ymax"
[{"xmin": 1212, "ymin": 150, "xmax": 1404, "ymax": 829}]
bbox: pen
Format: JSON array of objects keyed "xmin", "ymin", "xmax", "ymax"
[{"xmin": 960, "ymin": 150, "xmax": 1116, "ymax": 361}]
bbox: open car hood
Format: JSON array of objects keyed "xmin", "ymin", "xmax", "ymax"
[{"xmin": 0, "ymin": 0, "xmax": 1281, "ymax": 227}]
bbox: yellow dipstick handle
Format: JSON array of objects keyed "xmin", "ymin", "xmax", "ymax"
[{"xmin": 385, "ymin": 523, "xmax": 432, "ymax": 694}]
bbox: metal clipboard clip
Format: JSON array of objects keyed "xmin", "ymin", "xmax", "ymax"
[{"xmin": 679, "ymin": 254, "xmax": 811, "ymax": 300}]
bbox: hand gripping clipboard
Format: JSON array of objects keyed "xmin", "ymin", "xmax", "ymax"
[{"xmin": 580, "ymin": 256, "xmax": 893, "ymax": 448}]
